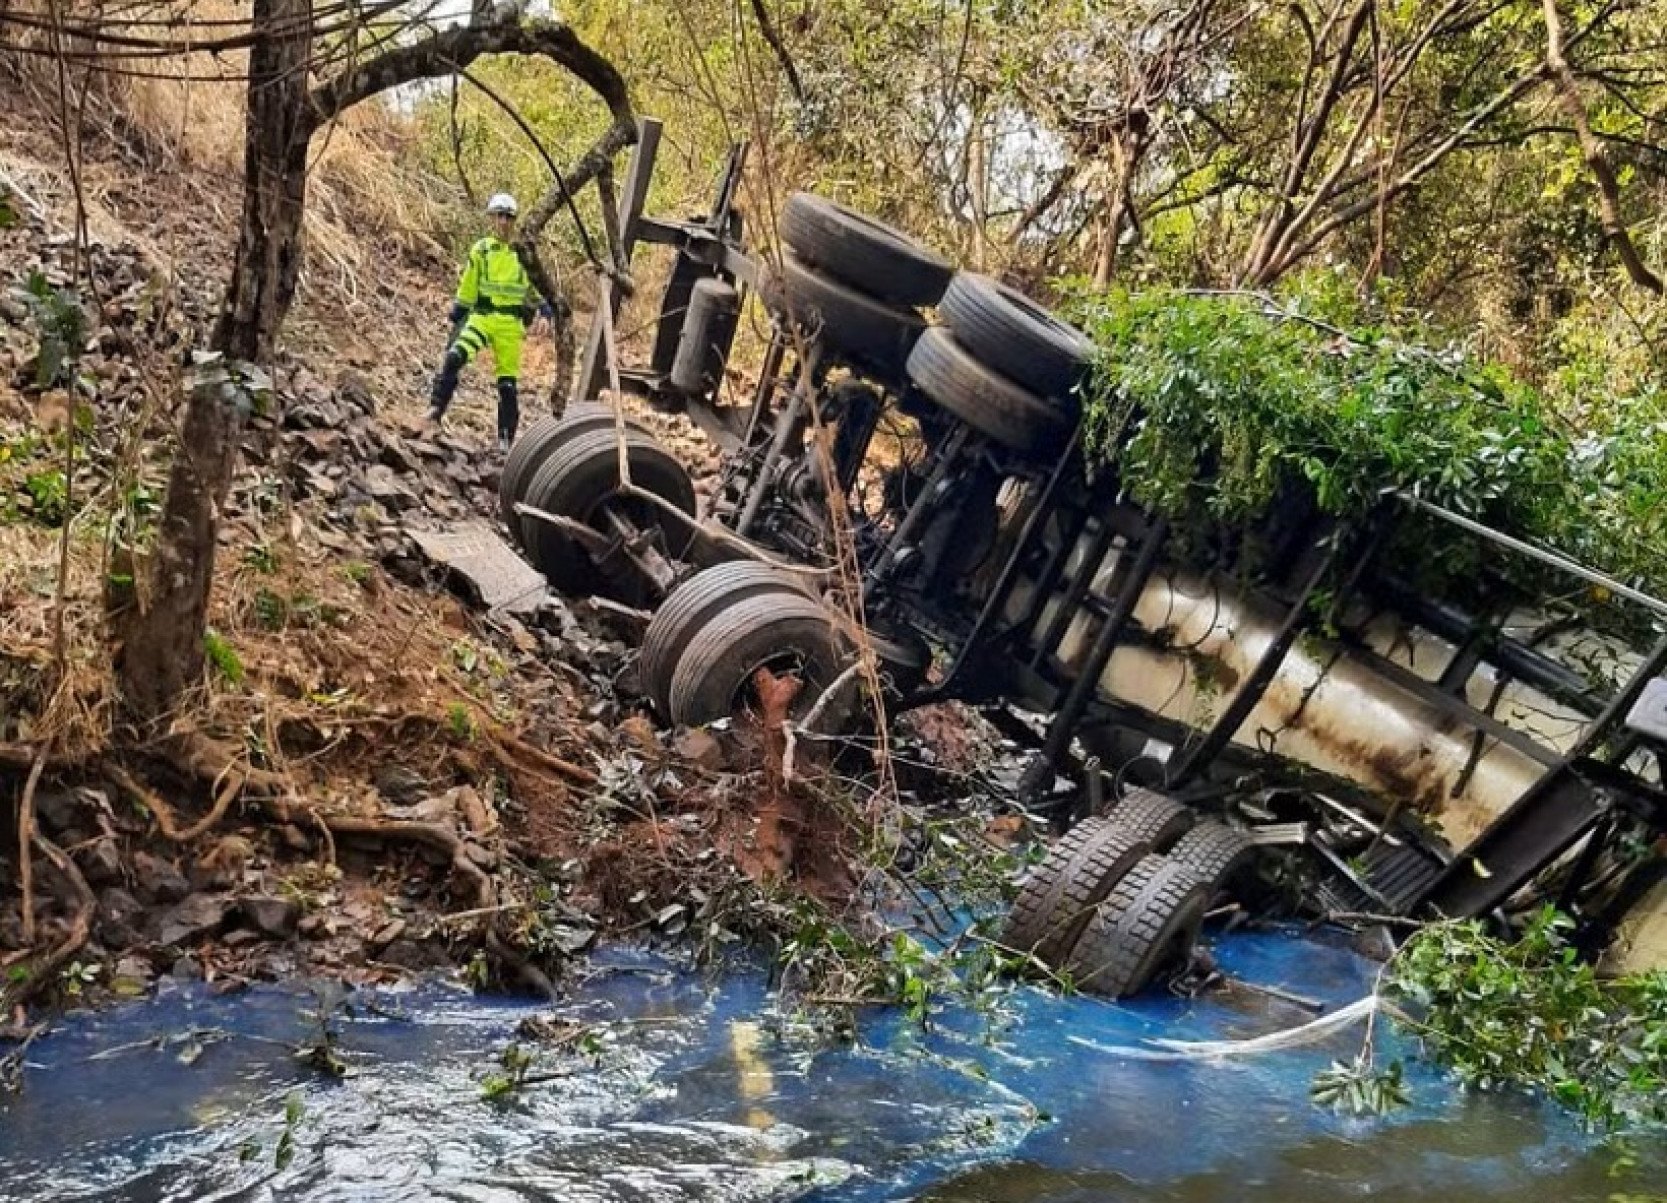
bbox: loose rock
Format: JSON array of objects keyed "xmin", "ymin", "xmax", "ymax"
[
  {"xmin": 77, "ymin": 837, "xmax": 125, "ymax": 887},
  {"xmin": 157, "ymin": 893, "xmax": 230, "ymax": 947},
  {"xmin": 132, "ymin": 851, "xmax": 192, "ymax": 905},
  {"xmin": 374, "ymin": 763, "xmax": 429, "ymax": 806},
  {"xmin": 239, "ymin": 895, "xmax": 301, "ymax": 939},
  {"xmin": 672, "ymin": 727, "xmax": 727, "ymax": 772},
  {"xmin": 97, "ymin": 887, "xmax": 146, "ymax": 949}
]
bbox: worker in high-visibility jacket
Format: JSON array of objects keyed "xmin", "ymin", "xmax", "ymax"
[{"xmin": 425, "ymin": 192, "xmax": 552, "ymax": 450}]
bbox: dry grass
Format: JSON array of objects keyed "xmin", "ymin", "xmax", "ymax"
[
  {"xmin": 0, "ymin": 455, "xmax": 593, "ymax": 825},
  {"xmin": 3, "ymin": 1, "xmax": 465, "ymax": 422}
]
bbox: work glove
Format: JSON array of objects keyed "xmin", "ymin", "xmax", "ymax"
[{"xmin": 446, "ymin": 301, "xmax": 468, "ymax": 342}]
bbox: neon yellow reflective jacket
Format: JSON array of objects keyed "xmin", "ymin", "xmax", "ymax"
[{"xmin": 455, "ymin": 237, "xmax": 542, "ymax": 315}]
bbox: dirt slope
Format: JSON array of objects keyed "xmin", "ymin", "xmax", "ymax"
[{"xmin": 0, "ymin": 89, "xmax": 815, "ymax": 1025}]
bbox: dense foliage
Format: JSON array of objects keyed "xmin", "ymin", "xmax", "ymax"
[
  {"xmin": 1389, "ymin": 909, "xmax": 1667, "ymax": 1131},
  {"xmin": 1070, "ymin": 287, "xmax": 1667, "ymax": 603}
]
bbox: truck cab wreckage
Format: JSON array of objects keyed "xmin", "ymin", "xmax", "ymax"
[{"xmin": 497, "ymin": 120, "xmax": 1667, "ymax": 998}]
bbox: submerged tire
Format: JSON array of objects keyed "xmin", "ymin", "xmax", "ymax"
[
  {"xmin": 1103, "ymin": 787, "xmax": 1195, "ymax": 851},
  {"xmin": 1066, "ymin": 853, "xmax": 1211, "ymax": 998},
  {"xmin": 779, "ymin": 192, "xmax": 953, "ymax": 307},
  {"xmin": 762, "ymin": 252, "xmax": 926, "ymax": 383},
  {"xmin": 667, "ymin": 591, "xmax": 846, "ymax": 729},
  {"xmin": 905, "ymin": 327, "xmax": 1072, "ymax": 455},
  {"xmin": 938, "ymin": 273, "xmax": 1093, "ymax": 400},
  {"xmin": 521, "ymin": 428, "xmax": 696, "ymax": 605},
  {"xmin": 498, "ymin": 403, "xmax": 647, "ymax": 534},
  {"xmin": 1002, "ymin": 819, "xmax": 1155, "ymax": 970},
  {"xmin": 641, "ymin": 562, "xmax": 808, "ymax": 718},
  {"xmin": 1003, "ymin": 818, "xmax": 1111, "ymax": 958},
  {"xmin": 1168, "ymin": 822, "xmax": 1255, "ymax": 896}
]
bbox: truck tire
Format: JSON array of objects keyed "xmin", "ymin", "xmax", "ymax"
[
  {"xmin": 1103, "ymin": 786, "xmax": 1195, "ymax": 850},
  {"xmin": 779, "ymin": 192, "xmax": 953, "ymax": 307},
  {"xmin": 762, "ymin": 252, "xmax": 926, "ymax": 383},
  {"xmin": 1003, "ymin": 819, "xmax": 1154, "ymax": 969},
  {"xmin": 668, "ymin": 591, "xmax": 847, "ymax": 729},
  {"xmin": 499, "ymin": 403, "xmax": 646, "ymax": 534},
  {"xmin": 1002, "ymin": 817, "xmax": 1112, "ymax": 958},
  {"xmin": 640, "ymin": 562, "xmax": 808, "ymax": 717},
  {"xmin": 905, "ymin": 327, "xmax": 1073, "ymax": 455},
  {"xmin": 938, "ymin": 273, "xmax": 1093, "ymax": 401},
  {"xmin": 1066, "ymin": 854, "xmax": 1210, "ymax": 998},
  {"xmin": 521, "ymin": 428, "xmax": 696, "ymax": 604},
  {"xmin": 1168, "ymin": 822, "xmax": 1255, "ymax": 896}
]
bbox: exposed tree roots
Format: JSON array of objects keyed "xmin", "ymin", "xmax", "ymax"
[
  {"xmin": 1, "ymin": 833, "xmax": 95, "ymax": 1017},
  {"xmin": 3, "ymin": 715, "xmax": 576, "ymax": 1023}
]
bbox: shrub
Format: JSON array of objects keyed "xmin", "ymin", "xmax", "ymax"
[{"xmin": 1068, "ymin": 288, "xmax": 1666, "ymax": 607}]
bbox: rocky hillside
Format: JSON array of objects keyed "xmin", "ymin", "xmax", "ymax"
[{"xmin": 0, "ymin": 98, "xmax": 914, "ymax": 1028}]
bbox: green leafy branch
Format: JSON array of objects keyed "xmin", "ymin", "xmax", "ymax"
[
  {"xmin": 1067, "ymin": 287, "xmax": 1667, "ymax": 609},
  {"xmin": 1317, "ymin": 906, "xmax": 1667, "ymax": 1131}
]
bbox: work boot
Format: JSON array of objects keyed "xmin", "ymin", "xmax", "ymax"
[
  {"xmin": 495, "ymin": 377, "xmax": 520, "ymax": 446},
  {"xmin": 428, "ymin": 347, "xmax": 465, "ymax": 424}
]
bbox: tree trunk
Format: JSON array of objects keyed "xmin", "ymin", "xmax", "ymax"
[
  {"xmin": 114, "ymin": 4, "xmax": 635, "ymax": 724},
  {"xmin": 966, "ymin": 115, "xmax": 991, "ymax": 270},
  {"xmin": 1092, "ymin": 138, "xmax": 1134, "ymax": 289},
  {"xmin": 216, "ymin": 0, "xmax": 314, "ymax": 361},
  {"xmin": 116, "ymin": 0, "xmax": 313, "ymax": 724},
  {"xmin": 1541, "ymin": 0, "xmax": 1662, "ymax": 294}
]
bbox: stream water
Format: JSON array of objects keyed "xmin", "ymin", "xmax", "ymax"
[{"xmin": 1, "ymin": 929, "xmax": 1662, "ymax": 1202}]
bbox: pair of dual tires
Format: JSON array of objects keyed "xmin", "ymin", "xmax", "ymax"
[
  {"xmin": 1001, "ymin": 789, "xmax": 1256, "ymax": 998},
  {"xmin": 904, "ymin": 277, "xmax": 1093, "ymax": 458},
  {"xmin": 638, "ymin": 560, "xmax": 930, "ymax": 728},
  {"xmin": 497, "ymin": 403, "xmax": 696, "ymax": 607},
  {"xmin": 762, "ymin": 193, "xmax": 952, "ymax": 384},
  {"xmin": 765, "ymin": 194, "xmax": 1097, "ymax": 463}
]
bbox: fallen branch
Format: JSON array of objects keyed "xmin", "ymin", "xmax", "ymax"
[
  {"xmin": 0, "ymin": 162, "xmax": 48, "ymax": 223},
  {"xmin": 782, "ymin": 660, "xmax": 863, "ymax": 786},
  {"xmin": 484, "ymin": 729, "xmax": 599, "ymax": 787},
  {"xmin": 1068, "ymin": 995, "xmax": 1381, "ymax": 1061}
]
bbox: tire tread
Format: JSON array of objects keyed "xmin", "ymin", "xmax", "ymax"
[{"xmin": 1067, "ymin": 854, "xmax": 1210, "ymax": 998}]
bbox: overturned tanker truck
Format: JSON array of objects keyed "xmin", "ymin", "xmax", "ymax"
[{"xmin": 499, "ymin": 120, "xmax": 1667, "ymax": 997}]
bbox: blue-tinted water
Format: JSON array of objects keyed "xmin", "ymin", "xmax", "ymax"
[{"xmin": 0, "ymin": 930, "xmax": 1659, "ymax": 1202}]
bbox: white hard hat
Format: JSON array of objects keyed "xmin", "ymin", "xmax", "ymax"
[{"xmin": 486, "ymin": 192, "xmax": 518, "ymax": 216}]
